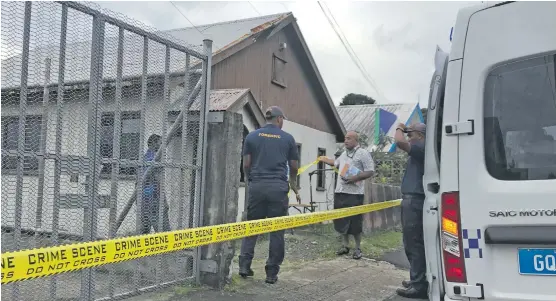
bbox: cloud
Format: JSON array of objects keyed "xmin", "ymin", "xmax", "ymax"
[{"xmin": 91, "ymin": 1, "xmax": 477, "ymax": 107}]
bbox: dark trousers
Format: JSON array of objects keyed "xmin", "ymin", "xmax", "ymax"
[
  {"xmin": 401, "ymin": 194, "xmax": 428, "ymax": 292},
  {"xmin": 239, "ymin": 182, "xmax": 288, "ymax": 276},
  {"xmin": 141, "ymin": 192, "xmax": 171, "ymax": 234},
  {"xmin": 333, "ymin": 193, "xmax": 364, "ymax": 235}
]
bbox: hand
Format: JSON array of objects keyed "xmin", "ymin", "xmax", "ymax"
[
  {"xmin": 397, "ymin": 123, "xmax": 406, "ymax": 131},
  {"xmin": 295, "ymin": 193, "xmax": 301, "ymax": 203},
  {"xmin": 344, "ymin": 175, "xmax": 358, "ymax": 184},
  {"xmin": 318, "ymin": 156, "xmax": 327, "ymax": 162}
]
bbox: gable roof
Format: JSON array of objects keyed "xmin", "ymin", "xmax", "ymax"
[
  {"xmin": 166, "ymin": 13, "xmax": 346, "ymax": 139},
  {"xmin": 336, "ymin": 103, "xmax": 419, "ymax": 143}
]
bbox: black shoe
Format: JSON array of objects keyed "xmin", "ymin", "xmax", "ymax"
[
  {"xmin": 265, "ymin": 276, "xmax": 278, "ymax": 284},
  {"xmin": 336, "ymin": 246, "xmax": 350, "ymax": 256},
  {"xmin": 352, "ymin": 248, "xmax": 362, "ymax": 260},
  {"xmin": 239, "ymin": 268, "xmax": 254, "ymax": 278},
  {"xmin": 402, "ymin": 280, "xmax": 411, "ymax": 288},
  {"xmin": 396, "ymin": 287, "xmax": 428, "ymax": 299}
]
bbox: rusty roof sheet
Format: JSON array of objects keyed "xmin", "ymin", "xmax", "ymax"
[
  {"xmin": 186, "ymin": 88, "xmax": 250, "ymax": 112},
  {"xmin": 163, "ymin": 13, "xmax": 291, "ymax": 55}
]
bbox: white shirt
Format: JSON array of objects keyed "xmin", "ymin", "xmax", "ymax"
[{"xmin": 334, "ymin": 147, "xmax": 375, "ymax": 195}]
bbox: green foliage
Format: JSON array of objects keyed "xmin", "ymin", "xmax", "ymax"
[{"xmin": 339, "ymin": 93, "xmax": 376, "ymax": 106}]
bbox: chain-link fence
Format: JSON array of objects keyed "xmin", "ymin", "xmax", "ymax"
[
  {"xmin": 1, "ymin": 1, "xmax": 211, "ymax": 300},
  {"xmin": 372, "ymin": 152, "xmax": 408, "ymax": 185}
]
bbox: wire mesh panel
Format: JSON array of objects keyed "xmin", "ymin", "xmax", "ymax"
[{"xmin": 1, "ymin": 1, "xmax": 211, "ymax": 300}]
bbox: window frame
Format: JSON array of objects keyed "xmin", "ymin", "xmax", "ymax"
[
  {"xmin": 483, "ymin": 53, "xmax": 556, "ymax": 181},
  {"xmin": 271, "ymin": 54, "xmax": 287, "ymax": 88},
  {"xmin": 1, "ymin": 115, "xmax": 42, "ymax": 175},
  {"xmin": 99, "ymin": 111, "xmax": 142, "ymax": 178},
  {"xmin": 316, "ymin": 147, "xmax": 326, "ymax": 190}
]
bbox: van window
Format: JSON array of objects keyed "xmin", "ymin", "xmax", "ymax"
[{"xmin": 484, "ymin": 54, "xmax": 556, "ymax": 180}]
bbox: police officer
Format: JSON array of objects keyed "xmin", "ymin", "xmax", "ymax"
[
  {"xmin": 238, "ymin": 106, "xmax": 301, "ymax": 284},
  {"xmin": 394, "ymin": 123, "xmax": 428, "ymax": 299}
]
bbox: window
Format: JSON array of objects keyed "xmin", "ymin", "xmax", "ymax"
[
  {"xmin": 484, "ymin": 54, "xmax": 556, "ymax": 181},
  {"xmin": 296, "ymin": 143, "xmax": 302, "ymax": 188},
  {"xmin": 272, "ymin": 54, "xmax": 287, "ymax": 88},
  {"xmin": 317, "ymin": 148, "xmax": 326, "ymax": 190},
  {"xmin": 100, "ymin": 111, "xmax": 141, "ymax": 176},
  {"xmin": 1, "ymin": 115, "xmax": 42, "ymax": 174}
]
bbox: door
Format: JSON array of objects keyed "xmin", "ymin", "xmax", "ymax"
[
  {"xmin": 458, "ymin": 2, "xmax": 556, "ymax": 300},
  {"xmin": 423, "ymin": 46, "xmax": 449, "ymax": 301}
]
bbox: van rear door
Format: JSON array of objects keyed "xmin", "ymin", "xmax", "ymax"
[{"xmin": 456, "ymin": 2, "xmax": 556, "ymax": 301}]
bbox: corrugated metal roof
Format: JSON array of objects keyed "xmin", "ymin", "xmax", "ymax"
[
  {"xmin": 163, "ymin": 13, "xmax": 290, "ymax": 55},
  {"xmin": 191, "ymin": 88, "xmax": 250, "ymax": 112},
  {"xmin": 1, "ymin": 13, "xmax": 290, "ymax": 89},
  {"xmin": 336, "ymin": 103, "xmax": 418, "ymax": 141}
]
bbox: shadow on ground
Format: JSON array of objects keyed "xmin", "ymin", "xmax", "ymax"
[{"xmin": 127, "ymin": 226, "xmax": 414, "ymax": 301}]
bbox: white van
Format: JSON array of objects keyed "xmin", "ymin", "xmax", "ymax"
[{"xmin": 423, "ymin": 1, "xmax": 556, "ymax": 301}]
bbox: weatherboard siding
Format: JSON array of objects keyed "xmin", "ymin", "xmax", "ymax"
[{"xmin": 210, "ymin": 25, "xmax": 336, "ymax": 135}]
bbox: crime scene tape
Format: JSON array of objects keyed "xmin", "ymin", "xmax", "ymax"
[
  {"xmin": 288, "ymin": 158, "xmax": 339, "ymax": 198},
  {"xmin": 1, "ymin": 199, "xmax": 400, "ymax": 284}
]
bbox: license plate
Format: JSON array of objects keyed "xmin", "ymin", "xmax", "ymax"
[{"xmin": 518, "ymin": 248, "xmax": 556, "ymax": 275}]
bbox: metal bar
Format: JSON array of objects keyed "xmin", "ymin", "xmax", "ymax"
[
  {"xmin": 113, "ymin": 75, "xmax": 202, "ymax": 233},
  {"xmin": 177, "ymin": 54, "xmax": 191, "ymax": 279},
  {"xmin": 108, "ymin": 26, "xmax": 125, "ymax": 298},
  {"xmin": 177, "ymin": 54, "xmax": 190, "ymax": 231},
  {"xmin": 34, "ymin": 58, "xmax": 52, "ymax": 240},
  {"xmin": 13, "ymin": 2, "xmax": 32, "ymax": 298},
  {"xmin": 156, "ymin": 45, "xmax": 171, "ymax": 284},
  {"xmin": 1, "ymin": 69, "xmax": 203, "ymax": 93},
  {"xmin": 50, "ymin": 5, "xmax": 68, "ymax": 298},
  {"xmin": 81, "ymin": 14, "xmax": 105, "ymax": 301},
  {"xmin": 134, "ymin": 35, "xmax": 149, "ymax": 291},
  {"xmin": 60, "ymin": 1, "xmax": 206, "ymax": 60},
  {"xmin": 194, "ymin": 39, "xmax": 213, "ymax": 284}
]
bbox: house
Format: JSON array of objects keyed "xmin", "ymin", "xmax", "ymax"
[
  {"xmin": 1, "ymin": 11, "xmax": 345, "ymax": 237},
  {"xmin": 336, "ymin": 103, "xmax": 424, "ymax": 152},
  {"xmin": 163, "ymin": 13, "xmax": 346, "ymax": 218}
]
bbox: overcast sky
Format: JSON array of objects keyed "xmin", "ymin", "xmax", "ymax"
[{"xmin": 93, "ymin": 2, "xmax": 478, "ymax": 106}]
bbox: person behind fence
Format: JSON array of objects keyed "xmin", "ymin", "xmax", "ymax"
[
  {"xmin": 141, "ymin": 134, "xmax": 171, "ymax": 234},
  {"xmin": 318, "ymin": 131, "xmax": 374, "ymax": 260},
  {"xmin": 239, "ymin": 106, "xmax": 301, "ymax": 284},
  {"xmin": 393, "ymin": 122, "xmax": 428, "ymax": 299}
]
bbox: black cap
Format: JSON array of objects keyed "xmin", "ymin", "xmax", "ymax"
[{"xmin": 265, "ymin": 106, "xmax": 287, "ymax": 120}]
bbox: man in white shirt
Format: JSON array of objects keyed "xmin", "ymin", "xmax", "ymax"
[{"xmin": 318, "ymin": 131, "xmax": 375, "ymax": 259}]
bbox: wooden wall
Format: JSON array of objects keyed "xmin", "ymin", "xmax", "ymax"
[{"xmin": 210, "ymin": 25, "xmax": 337, "ymax": 135}]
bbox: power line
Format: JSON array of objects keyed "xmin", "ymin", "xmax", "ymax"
[
  {"xmin": 322, "ymin": 2, "xmax": 382, "ymax": 96},
  {"xmin": 248, "ymin": 2, "xmax": 262, "ymax": 16},
  {"xmin": 169, "ymin": 1, "xmax": 221, "ymax": 49},
  {"xmin": 317, "ymin": 1, "xmax": 384, "ymax": 100}
]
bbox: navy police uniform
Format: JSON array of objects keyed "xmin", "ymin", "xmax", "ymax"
[{"xmin": 239, "ymin": 107, "xmax": 299, "ymax": 280}]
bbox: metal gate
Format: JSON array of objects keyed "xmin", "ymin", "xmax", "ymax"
[{"xmin": 1, "ymin": 1, "xmax": 211, "ymax": 300}]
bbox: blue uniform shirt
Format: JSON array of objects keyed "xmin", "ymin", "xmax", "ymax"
[
  {"xmin": 400, "ymin": 140, "xmax": 425, "ymax": 196},
  {"xmin": 242, "ymin": 124, "xmax": 299, "ymax": 191}
]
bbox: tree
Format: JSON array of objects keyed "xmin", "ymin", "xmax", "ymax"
[
  {"xmin": 421, "ymin": 107, "xmax": 428, "ymax": 123},
  {"xmin": 339, "ymin": 93, "xmax": 376, "ymax": 106}
]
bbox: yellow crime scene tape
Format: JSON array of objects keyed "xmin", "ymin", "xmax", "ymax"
[
  {"xmin": 287, "ymin": 158, "xmax": 339, "ymax": 198},
  {"xmin": 1, "ymin": 157, "xmax": 397, "ymax": 284}
]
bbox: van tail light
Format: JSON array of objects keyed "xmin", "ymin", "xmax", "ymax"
[{"xmin": 441, "ymin": 191, "xmax": 467, "ymax": 283}]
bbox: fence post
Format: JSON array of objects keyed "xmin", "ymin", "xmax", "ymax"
[
  {"xmin": 81, "ymin": 12, "xmax": 105, "ymax": 301},
  {"xmin": 194, "ymin": 39, "xmax": 213, "ymax": 284},
  {"xmin": 198, "ymin": 111, "xmax": 242, "ymax": 288}
]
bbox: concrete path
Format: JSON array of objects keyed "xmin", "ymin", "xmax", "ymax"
[{"xmin": 130, "ymin": 256, "xmax": 410, "ymax": 301}]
